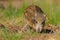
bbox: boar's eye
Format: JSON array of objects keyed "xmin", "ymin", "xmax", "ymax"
[
  {"xmin": 33, "ymin": 19, "xmax": 37, "ymax": 24},
  {"xmin": 41, "ymin": 20, "xmax": 45, "ymax": 27}
]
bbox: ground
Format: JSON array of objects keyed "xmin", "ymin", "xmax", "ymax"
[{"xmin": 0, "ymin": 0, "xmax": 60, "ymax": 40}]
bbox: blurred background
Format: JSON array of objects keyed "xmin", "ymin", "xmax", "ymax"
[
  {"xmin": 0, "ymin": 0, "xmax": 60, "ymax": 40},
  {"xmin": 0, "ymin": 0, "xmax": 60, "ymax": 27}
]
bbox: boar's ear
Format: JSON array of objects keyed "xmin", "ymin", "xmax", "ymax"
[{"xmin": 35, "ymin": 5, "xmax": 43, "ymax": 13}]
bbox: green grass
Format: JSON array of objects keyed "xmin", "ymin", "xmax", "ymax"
[
  {"xmin": 0, "ymin": 0, "xmax": 27, "ymax": 26},
  {"xmin": 33, "ymin": 0, "xmax": 60, "ymax": 25},
  {"xmin": 0, "ymin": 26, "xmax": 38, "ymax": 40},
  {"xmin": 1, "ymin": 28, "xmax": 24, "ymax": 40},
  {"xmin": 1, "ymin": 0, "xmax": 60, "ymax": 25},
  {"xmin": 0, "ymin": 0, "xmax": 60, "ymax": 40},
  {"xmin": 0, "ymin": 1, "xmax": 27, "ymax": 40}
]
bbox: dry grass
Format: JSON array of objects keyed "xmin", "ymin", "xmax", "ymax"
[{"xmin": 0, "ymin": 0, "xmax": 60, "ymax": 40}]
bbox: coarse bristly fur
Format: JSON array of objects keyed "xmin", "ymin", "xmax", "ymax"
[{"xmin": 24, "ymin": 5, "xmax": 46, "ymax": 33}]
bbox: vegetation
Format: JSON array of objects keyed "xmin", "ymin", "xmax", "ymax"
[{"xmin": 0, "ymin": 0, "xmax": 60, "ymax": 40}]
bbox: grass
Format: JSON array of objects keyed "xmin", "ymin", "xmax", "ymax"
[
  {"xmin": 0, "ymin": 0, "xmax": 60, "ymax": 40},
  {"xmin": 1, "ymin": 28, "xmax": 24, "ymax": 40},
  {"xmin": 0, "ymin": 0, "xmax": 27, "ymax": 26},
  {"xmin": 0, "ymin": 26, "xmax": 39, "ymax": 40},
  {"xmin": 37, "ymin": 0, "xmax": 60, "ymax": 25},
  {"xmin": 0, "ymin": 0, "xmax": 60, "ymax": 25},
  {"xmin": 0, "ymin": 1, "xmax": 27, "ymax": 40}
]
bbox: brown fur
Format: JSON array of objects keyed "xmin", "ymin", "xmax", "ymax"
[{"xmin": 24, "ymin": 5, "xmax": 46, "ymax": 33}]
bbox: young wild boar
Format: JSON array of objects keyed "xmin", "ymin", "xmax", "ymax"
[{"xmin": 24, "ymin": 5, "xmax": 46, "ymax": 33}]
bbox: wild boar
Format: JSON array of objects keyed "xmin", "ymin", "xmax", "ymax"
[{"xmin": 24, "ymin": 5, "xmax": 46, "ymax": 33}]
